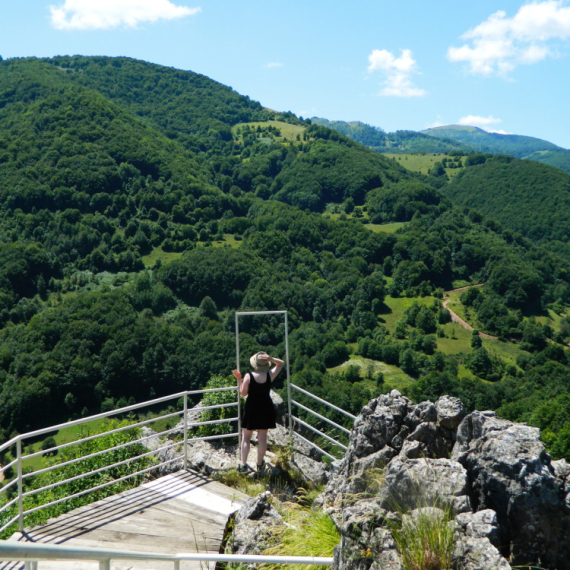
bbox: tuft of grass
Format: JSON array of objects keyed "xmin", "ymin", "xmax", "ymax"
[
  {"xmin": 263, "ymin": 505, "xmax": 340, "ymax": 570},
  {"xmin": 384, "ymin": 475, "xmax": 456, "ymax": 570},
  {"xmin": 387, "ymin": 506, "xmax": 455, "ymax": 570},
  {"xmin": 214, "ymin": 469, "xmax": 268, "ymax": 498}
]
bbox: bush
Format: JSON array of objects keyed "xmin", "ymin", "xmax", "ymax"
[{"xmin": 197, "ymin": 375, "xmax": 239, "ymax": 437}]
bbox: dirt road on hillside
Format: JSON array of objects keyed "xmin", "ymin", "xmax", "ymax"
[{"xmin": 443, "ymin": 284, "xmax": 498, "ymax": 340}]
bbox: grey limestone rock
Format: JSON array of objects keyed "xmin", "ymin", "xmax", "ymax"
[
  {"xmin": 456, "ymin": 509, "xmax": 500, "ymax": 545},
  {"xmin": 452, "ymin": 410, "xmax": 570, "ymax": 568},
  {"xmin": 453, "ymin": 535, "xmax": 511, "ymax": 570},
  {"xmin": 379, "ymin": 457, "xmax": 471, "ymax": 514},
  {"xmin": 230, "ymin": 491, "xmax": 284, "ymax": 555},
  {"xmin": 436, "ymin": 395, "xmax": 466, "ymax": 430},
  {"xmin": 291, "ymin": 451, "xmax": 329, "ymax": 485}
]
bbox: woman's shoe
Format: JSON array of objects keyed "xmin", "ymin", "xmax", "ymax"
[{"xmin": 237, "ymin": 463, "xmax": 252, "ymax": 474}]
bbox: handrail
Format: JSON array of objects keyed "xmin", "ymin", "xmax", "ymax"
[
  {"xmin": 291, "ymin": 384, "xmax": 356, "ymax": 420},
  {"xmin": 0, "ymin": 540, "xmax": 334, "ymax": 566},
  {"xmin": 293, "ymin": 432, "xmax": 336, "ymax": 461},
  {"xmin": 292, "ymin": 416, "xmax": 347, "ymax": 450},
  {"xmin": 292, "ymin": 400, "xmax": 352, "ymax": 435},
  {"xmin": 1, "ymin": 385, "xmax": 238, "ymax": 447},
  {"xmin": 0, "ymin": 362, "xmax": 357, "ymax": 541},
  {"xmin": 0, "ymin": 386, "xmax": 241, "ymax": 535}
]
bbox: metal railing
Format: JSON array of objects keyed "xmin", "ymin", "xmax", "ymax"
[
  {"xmin": 0, "ymin": 540, "xmax": 333, "ymax": 569},
  {"xmin": 1, "ymin": 307, "xmax": 358, "ymax": 547},
  {"xmin": 0, "ymin": 386, "xmax": 240, "ymax": 536},
  {"xmin": 290, "ymin": 383, "xmax": 356, "ymax": 461}
]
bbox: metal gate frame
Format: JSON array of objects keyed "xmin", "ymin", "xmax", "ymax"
[{"xmin": 234, "ymin": 310, "xmax": 292, "ymax": 450}]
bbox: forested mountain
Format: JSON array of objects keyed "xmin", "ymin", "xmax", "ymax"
[
  {"xmin": 422, "ymin": 125, "xmax": 570, "ymax": 173},
  {"xmin": 0, "ymin": 56, "xmax": 570, "ymax": 464},
  {"xmin": 442, "ymin": 154, "xmax": 570, "ymax": 244},
  {"xmin": 311, "ymin": 118, "xmax": 467, "ymax": 154}
]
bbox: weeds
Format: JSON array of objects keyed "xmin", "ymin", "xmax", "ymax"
[{"xmin": 263, "ymin": 504, "xmax": 340, "ymax": 570}]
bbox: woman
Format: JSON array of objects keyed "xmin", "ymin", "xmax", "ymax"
[{"xmin": 233, "ymin": 351, "xmax": 284, "ymax": 473}]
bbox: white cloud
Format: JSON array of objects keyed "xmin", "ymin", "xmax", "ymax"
[
  {"xmin": 263, "ymin": 62, "xmax": 283, "ymax": 68},
  {"xmin": 50, "ymin": 0, "xmax": 201, "ymax": 30},
  {"xmin": 458, "ymin": 115, "xmax": 502, "ymax": 127},
  {"xmin": 457, "ymin": 115, "xmax": 511, "ymax": 134},
  {"xmin": 367, "ymin": 48, "xmax": 426, "ymax": 97},
  {"xmin": 448, "ymin": 0, "xmax": 570, "ymax": 75}
]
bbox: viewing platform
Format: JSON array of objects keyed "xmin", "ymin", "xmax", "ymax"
[{"xmin": 2, "ymin": 469, "xmax": 247, "ymax": 570}]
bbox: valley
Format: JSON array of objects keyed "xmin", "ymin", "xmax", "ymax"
[{"xmin": 0, "ymin": 55, "xmax": 569, "ymax": 473}]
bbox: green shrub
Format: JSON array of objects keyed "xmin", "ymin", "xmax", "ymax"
[{"xmin": 197, "ymin": 375, "xmax": 239, "ymax": 437}]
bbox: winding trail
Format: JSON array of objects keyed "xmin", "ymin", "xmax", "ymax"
[{"xmin": 443, "ymin": 284, "xmax": 498, "ymax": 340}]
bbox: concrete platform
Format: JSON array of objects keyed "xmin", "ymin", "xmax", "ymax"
[{"xmin": 1, "ymin": 469, "xmax": 248, "ymax": 570}]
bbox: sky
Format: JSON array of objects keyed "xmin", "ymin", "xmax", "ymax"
[{"xmin": 1, "ymin": 0, "xmax": 570, "ymax": 148}]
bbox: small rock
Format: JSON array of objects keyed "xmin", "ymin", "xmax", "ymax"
[{"xmin": 436, "ymin": 396, "xmax": 466, "ymax": 430}]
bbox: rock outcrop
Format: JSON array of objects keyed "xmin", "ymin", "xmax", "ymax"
[
  {"xmin": 317, "ymin": 390, "xmax": 570, "ymax": 570},
  {"xmin": 228, "ymin": 491, "xmax": 284, "ymax": 554}
]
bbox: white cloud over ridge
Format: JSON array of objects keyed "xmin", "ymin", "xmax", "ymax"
[
  {"xmin": 458, "ymin": 115, "xmax": 510, "ymax": 134},
  {"xmin": 50, "ymin": 0, "xmax": 201, "ymax": 30},
  {"xmin": 448, "ymin": 0, "xmax": 570, "ymax": 75},
  {"xmin": 367, "ymin": 48, "xmax": 426, "ymax": 97}
]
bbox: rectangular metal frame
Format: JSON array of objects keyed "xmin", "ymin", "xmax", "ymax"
[{"xmin": 234, "ymin": 310, "xmax": 292, "ymax": 449}]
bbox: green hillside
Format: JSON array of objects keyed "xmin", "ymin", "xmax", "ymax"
[
  {"xmin": 423, "ymin": 125, "xmax": 570, "ymax": 173},
  {"xmin": 0, "ymin": 56, "xmax": 569, "ymax": 464},
  {"xmin": 443, "ymin": 154, "xmax": 570, "ymax": 243},
  {"xmin": 312, "ymin": 118, "xmax": 468, "ymax": 154}
]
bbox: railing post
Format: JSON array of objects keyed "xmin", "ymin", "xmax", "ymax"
[
  {"xmin": 16, "ymin": 439, "xmax": 23, "ymax": 532},
  {"xmin": 174, "ymin": 561, "xmax": 180, "ymax": 570},
  {"xmin": 285, "ymin": 311, "xmax": 293, "ymax": 442},
  {"xmin": 24, "ymin": 562, "xmax": 37, "ymax": 570},
  {"xmin": 235, "ymin": 312, "xmax": 242, "ymax": 458},
  {"xmin": 183, "ymin": 393, "xmax": 188, "ymax": 471},
  {"xmin": 99, "ymin": 559, "xmax": 110, "ymax": 570}
]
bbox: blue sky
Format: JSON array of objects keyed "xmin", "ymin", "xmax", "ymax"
[{"xmin": 1, "ymin": 0, "xmax": 570, "ymax": 147}]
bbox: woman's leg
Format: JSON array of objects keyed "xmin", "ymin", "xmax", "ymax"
[
  {"xmin": 241, "ymin": 429, "xmax": 253, "ymax": 466},
  {"xmin": 257, "ymin": 429, "xmax": 268, "ymax": 467}
]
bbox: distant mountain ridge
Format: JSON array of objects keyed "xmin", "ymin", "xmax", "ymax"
[
  {"xmin": 311, "ymin": 118, "xmax": 469, "ymax": 154},
  {"xmin": 313, "ymin": 118, "xmax": 570, "ymax": 174},
  {"xmin": 422, "ymin": 125, "xmax": 570, "ymax": 173}
]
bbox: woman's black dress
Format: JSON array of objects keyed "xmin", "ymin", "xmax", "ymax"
[{"xmin": 242, "ymin": 372, "xmax": 276, "ymax": 430}]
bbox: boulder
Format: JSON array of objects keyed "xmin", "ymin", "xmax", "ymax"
[
  {"xmin": 453, "ymin": 535, "xmax": 511, "ymax": 570},
  {"xmin": 436, "ymin": 395, "xmax": 466, "ymax": 430},
  {"xmin": 229, "ymin": 491, "xmax": 284, "ymax": 555},
  {"xmin": 378, "ymin": 457, "xmax": 471, "ymax": 515},
  {"xmin": 452, "ymin": 410, "xmax": 570, "ymax": 568}
]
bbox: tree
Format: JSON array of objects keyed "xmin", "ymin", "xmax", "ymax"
[
  {"xmin": 42, "ymin": 436, "xmax": 57, "ymax": 457},
  {"xmin": 400, "ymin": 349, "xmax": 418, "ymax": 377},
  {"xmin": 470, "ymin": 347, "xmax": 492, "ymax": 378},
  {"xmin": 199, "ymin": 296, "xmax": 218, "ymax": 320},
  {"xmin": 471, "ymin": 330, "xmax": 483, "ymax": 349},
  {"xmin": 416, "ymin": 307, "xmax": 437, "ymax": 334}
]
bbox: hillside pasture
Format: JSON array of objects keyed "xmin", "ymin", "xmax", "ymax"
[
  {"xmin": 233, "ymin": 120, "xmax": 306, "ymax": 142},
  {"xmin": 385, "ymin": 153, "xmax": 464, "ymax": 178}
]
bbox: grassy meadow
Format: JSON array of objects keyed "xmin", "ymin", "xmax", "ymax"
[{"xmin": 385, "ymin": 153, "xmax": 464, "ymax": 178}]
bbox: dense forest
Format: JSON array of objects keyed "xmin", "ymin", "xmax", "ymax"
[
  {"xmin": 1, "ymin": 56, "xmax": 570, "ymax": 465},
  {"xmin": 442, "ymin": 154, "xmax": 570, "ymax": 245}
]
